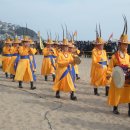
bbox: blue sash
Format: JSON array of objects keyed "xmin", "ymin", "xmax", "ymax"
[
  {"xmin": 30, "ymin": 55, "xmax": 37, "ymax": 81},
  {"xmin": 21, "ymin": 55, "xmax": 30, "ymax": 59},
  {"xmin": 98, "ymin": 61, "xmax": 107, "ymax": 66},
  {"xmin": 71, "ymin": 66, "xmax": 76, "ymax": 82},
  {"xmin": 59, "ymin": 65, "xmax": 70, "ymax": 80},
  {"xmin": 14, "ymin": 54, "xmax": 20, "ymax": 70},
  {"xmin": 32, "ymin": 55, "xmax": 36, "ymax": 70},
  {"xmin": 12, "ymin": 53, "xmax": 19, "ymax": 56},
  {"xmin": 44, "ymin": 55, "xmax": 56, "ymax": 70},
  {"xmin": 3, "ymin": 54, "xmax": 12, "ymax": 57},
  {"xmin": 59, "ymin": 65, "xmax": 76, "ymax": 88},
  {"xmin": 20, "ymin": 55, "xmax": 36, "ymax": 81},
  {"xmin": 44, "ymin": 55, "xmax": 56, "ymax": 58}
]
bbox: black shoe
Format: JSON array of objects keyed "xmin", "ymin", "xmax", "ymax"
[
  {"xmin": 76, "ymin": 76, "xmax": 80, "ymax": 80},
  {"xmin": 5, "ymin": 73, "xmax": 8, "ymax": 78},
  {"xmin": 94, "ymin": 88, "xmax": 100, "ymax": 96},
  {"xmin": 113, "ymin": 110, "xmax": 120, "ymax": 115},
  {"xmin": 45, "ymin": 75, "xmax": 47, "ymax": 81},
  {"xmin": 30, "ymin": 82, "xmax": 36, "ymax": 90},
  {"xmin": 113, "ymin": 106, "xmax": 120, "ymax": 115},
  {"xmin": 128, "ymin": 103, "xmax": 130, "ymax": 117},
  {"xmin": 19, "ymin": 81, "xmax": 23, "ymax": 88},
  {"xmin": 10, "ymin": 74, "xmax": 13, "ymax": 79},
  {"xmin": 12, "ymin": 75, "xmax": 15, "ymax": 82},
  {"xmin": 52, "ymin": 74, "xmax": 55, "ymax": 82},
  {"xmin": 56, "ymin": 91, "xmax": 60, "ymax": 98},
  {"xmin": 105, "ymin": 86, "xmax": 109, "ymax": 96},
  {"xmin": 31, "ymin": 87, "xmax": 36, "ymax": 90},
  {"xmin": 76, "ymin": 74, "xmax": 80, "ymax": 80},
  {"xmin": 70, "ymin": 92, "xmax": 77, "ymax": 101},
  {"xmin": 95, "ymin": 93, "xmax": 100, "ymax": 96},
  {"xmin": 128, "ymin": 111, "xmax": 130, "ymax": 117}
]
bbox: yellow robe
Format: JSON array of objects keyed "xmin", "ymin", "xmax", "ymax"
[
  {"xmin": 30, "ymin": 48, "xmax": 37, "ymax": 72},
  {"xmin": 74, "ymin": 49, "xmax": 80, "ymax": 74},
  {"xmin": 41, "ymin": 47, "xmax": 56, "ymax": 75},
  {"xmin": 15, "ymin": 46, "xmax": 33, "ymax": 82},
  {"xmin": 53, "ymin": 52, "xmax": 76, "ymax": 92},
  {"xmin": 0, "ymin": 55, "xmax": 2, "ymax": 65},
  {"xmin": 6, "ymin": 46, "xmax": 19, "ymax": 75},
  {"xmin": 107, "ymin": 51, "xmax": 130, "ymax": 106},
  {"xmin": 90, "ymin": 48, "xmax": 108, "ymax": 87},
  {"xmin": 53, "ymin": 48, "xmax": 59, "ymax": 69},
  {"xmin": 2, "ymin": 46, "xmax": 12, "ymax": 72}
]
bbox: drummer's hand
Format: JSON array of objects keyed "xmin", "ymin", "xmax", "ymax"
[
  {"xmin": 128, "ymin": 68, "xmax": 130, "ymax": 72},
  {"xmin": 70, "ymin": 60, "xmax": 75, "ymax": 65},
  {"xmin": 106, "ymin": 75, "xmax": 111, "ymax": 80},
  {"xmin": 101, "ymin": 65, "xmax": 107, "ymax": 69}
]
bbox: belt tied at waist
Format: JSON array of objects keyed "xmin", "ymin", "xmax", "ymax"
[
  {"xmin": 44, "ymin": 55, "xmax": 56, "ymax": 58},
  {"xmin": 12, "ymin": 53, "xmax": 19, "ymax": 56},
  {"xmin": 3, "ymin": 54, "xmax": 12, "ymax": 57},
  {"xmin": 21, "ymin": 55, "xmax": 29, "ymax": 59}
]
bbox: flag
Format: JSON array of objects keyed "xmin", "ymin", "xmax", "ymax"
[
  {"xmin": 38, "ymin": 31, "xmax": 44, "ymax": 49},
  {"xmin": 38, "ymin": 31, "xmax": 40, "ymax": 37},
  {"xmin": 73, "ymin": 31, "xmax": 77, "ymax": 37},
  {"xmin": 108, "ymin": 33, "xmax": 113, "ymax": 40}
]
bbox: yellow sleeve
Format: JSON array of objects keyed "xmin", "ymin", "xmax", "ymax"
[
  {"xmin": 30, "ymin": 48, "xmax": 37, "ymax": 55},
  {"xmin": 3, "ymin": 47, "xmax": 11, "ymax": 54},
  {"xmin": 107, "ymin": 55, "xmax": 116, "ymax": 76},
  {"xmin": 104, "ymin": 50, "xmax": 108, "ymax": 65},
  {"xmin": 77, "ymin": 49, "xmax": 80, "ymax": 55},
  {"xmin": 52, "ymin": 48, "xmax": 57, "ymax": 56},
  {"xmin": 34, "ymin": 48, "xmax": 37, "ymax": 54},
  {"xmin": 2, "ymin": 47, "xmax": 6, "ymax": 53}
]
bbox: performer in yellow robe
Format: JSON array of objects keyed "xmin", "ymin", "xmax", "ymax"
[
  {"xmin": 90, "ymin": 25, "xmax": 109, "ymax": 96},
  {"xmin": 107, "ymin": 17, "xmax": 130, "ymax": 116},
  {"xmin": 29, "ymin": 39, "xmax": 37, "ymax": 81},
  {"xmin": 73, "ymin": 47, "xmax": 80, "ymax": 80},
  {"xmin": 52, "ymin": 41, "xmax": 59, "ymax": 70},
  {"xmin": 41, "ymin": 39, "xmax": 57, "ymax": 81},
  {"xmin": 0, "ymin": 55, "xmax": 2, "ymax": 64},
  {"xmin": 6, "ymin": 38, "xmax": 21, "ymax": 81},
  {"xmin": 53, "ymin": 41, "xmax": 59, "ymax": 56},
  {"xmin": 2, "ymin": 38, "xmax": 13, "ymax": 78},
  {"xmin": 53, "ymin": 38, "xmax": 77, "ymax": 100},
  {"xmin": 15, "ymin": 36, "xmax": 36, "ymax": 90}
]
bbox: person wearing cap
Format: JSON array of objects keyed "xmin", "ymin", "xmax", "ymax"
[
  {"xmin": 6, "ymin": 37, "xmax": 21, "ymax": 81},
  {"xmin": 29, "ymin": 39, "xmax": 37, "ymax": 81},
  {"xmin": 53, "ymin": 41, "xmax": 59, "ymax": 56},
  {"xmin": 68, "ymin": 43, "xmax": 76, "ymax": 82},
  {"xmin": 90, "ymin": 25, "xmax": 109, "ymax": 96},
  {"xmin": 14, "ymin": 36, "xmax": 36, "ymax": 90},
  {"xmin": 52, "ymin": 40, "xmax": 59, "ymax": 70},
  {"xmin": 73, "ymin": 46, "xmax": 80, "ymax": 80},
  {"xmin": 41, "ymin": 38, "xmax": 57, "ymax": 81},
  {"xmin": 53, "ymin": 38, "xmax": 77, "ymax": 100},
  {"xmin": 107, "ymin": 16, "xmax": 130, "ymax": 116},
  {"xmin": 2, "ymin": 38, "xmax": 13, "ymax": 78}
]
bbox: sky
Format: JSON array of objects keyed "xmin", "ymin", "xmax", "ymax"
[{"xmin": 0, "ymin": 0, "xmax": 130, "ymax": 40}]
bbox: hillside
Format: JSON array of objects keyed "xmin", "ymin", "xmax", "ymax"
[{"xmin": 0, "ymin": 21, "xmax": 38, "ymax": 40}]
